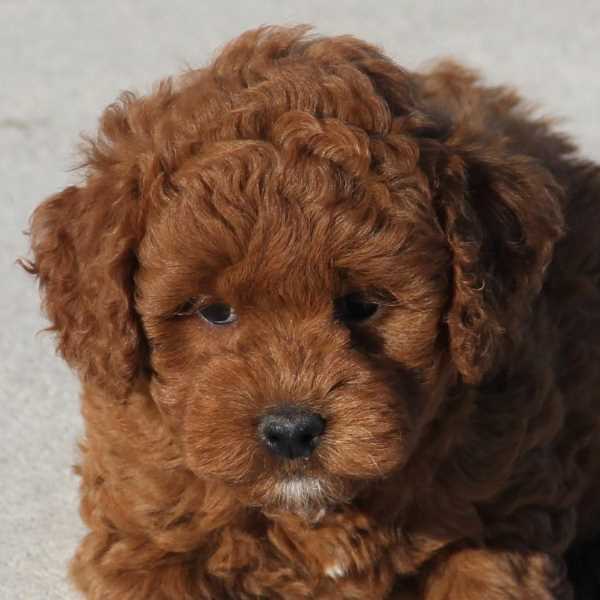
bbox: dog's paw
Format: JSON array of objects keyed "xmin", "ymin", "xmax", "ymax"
[{"xmin": 324, "ymin": 557, "xmax": 350, "ymax": 579}]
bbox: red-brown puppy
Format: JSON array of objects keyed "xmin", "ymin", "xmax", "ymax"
[{"xmin": 25, "ymin": 26, "xmax": 600, "ymax": 599}]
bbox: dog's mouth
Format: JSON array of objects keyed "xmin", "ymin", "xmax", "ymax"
[
  {"xmin": 271, "ymin": 476, "xmax": 326, "ymax": 508},
  {"xmin": 254, "ymin": 471, "xmax": 360, "ymax": 518},
  {"xmin": 258, "ymin": 475, "xmax": 333, "ymax": 521}
]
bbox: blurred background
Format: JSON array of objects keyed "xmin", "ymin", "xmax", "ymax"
[{"xmin": 2, "ymin": 1, "xmax": 599, "ymax": 597}]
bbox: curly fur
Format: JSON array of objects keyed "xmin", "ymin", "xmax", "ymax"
[{"xmin": 23, "ymin": 26, "xmax": 600, "ymax": 599}]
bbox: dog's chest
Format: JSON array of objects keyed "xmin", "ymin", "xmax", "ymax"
[{"xmin": 206, "ymin": 515, "xmax": 425, "ymax": 598}]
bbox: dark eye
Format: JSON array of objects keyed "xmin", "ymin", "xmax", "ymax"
[
  {"xmin": 334, "ymin": 293, "xmax": 379, "ymax": 323},
  {"xmin": 198, "ymin": 303, "xmax": 237, "ymax": 325}
]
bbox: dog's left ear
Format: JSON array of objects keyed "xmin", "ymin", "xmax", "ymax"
[{"xmin": 436, "ymin": 146, "xmax": 564, "ymax": 385}]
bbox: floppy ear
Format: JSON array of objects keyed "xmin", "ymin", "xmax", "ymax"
[
  {"xmin": 438, "ymin": 148, "xmax": 564, "ymax": 384},
  {"xmin": 22, "ymin": 92, "xmax": 164, "ymax": 398},
  {"xmin": 25, "ymin": 180, "xmax": 146, "ymax": 398}
]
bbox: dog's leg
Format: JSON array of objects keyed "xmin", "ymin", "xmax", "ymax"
[
  {"xmin": 421, "ymin": 548, "xmax": 572, "ymax": 600},
  {"xmin": 70, "ymin": 531, "xmax": 223, "ymax": 600}
]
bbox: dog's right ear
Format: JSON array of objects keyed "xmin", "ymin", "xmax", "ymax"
[
  {"xmin": 20, "ymin": 89, "xmax": 174, "ymax": 399},
  {"xmin": 23, "ymin": 179, "xmax": 146, "ymax": 399}
]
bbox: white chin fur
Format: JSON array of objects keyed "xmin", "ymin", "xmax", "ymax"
[{"xmin": 273, "ymin": 477, "xmax": 324, "ymax": 508}]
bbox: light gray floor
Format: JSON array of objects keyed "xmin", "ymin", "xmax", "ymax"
[{"xmin": 2, "ymin": 1, "xmax": 599, "ymax": 598}]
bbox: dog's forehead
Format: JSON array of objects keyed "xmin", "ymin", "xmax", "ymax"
[
  {"xmin": 144, "ymin": 148, "xmax": 419, "ymax": 302},
  {"xmin": 136, "ymin": 95, "xmax": 446, "ymax": 312}
]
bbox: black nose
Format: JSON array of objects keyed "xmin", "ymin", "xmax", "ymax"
[{"xmin": 258, "ymin": 406, "xmax": 326, "ymax": 459}]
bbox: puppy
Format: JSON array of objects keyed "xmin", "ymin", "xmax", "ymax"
[{"xmin": 25, "ymin": 26, "xmax": 600, "ymax": 599}]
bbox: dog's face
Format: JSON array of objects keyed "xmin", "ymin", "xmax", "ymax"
[
  {"xmin": 27, "ymin": 27, "xmax": 563, "ymax": 516},
  {"xmin": 135, "ymin": 138, "xmax": 450, "ymax": 511}
]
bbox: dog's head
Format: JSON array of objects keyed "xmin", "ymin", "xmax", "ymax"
[{"xmin": 26, "ymin": 27, "xmax": 563, "ymax": 513}]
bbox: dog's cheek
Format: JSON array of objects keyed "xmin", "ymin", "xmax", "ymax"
[
  {"xmin": 182, "ymin": 392, "xmax": 261, "ymax": 483},
  {"xmin": 370, "ymin": 303, "xmax": 454, "ymax": 431},
  {"xmin": 171, "ymin": 351, "xmax": 269, "ymax": 484},
  {"xmin": 144, "ymin": 311, "xmax": 241, "ymax": 402},
  {"xmin": 148, "ymin": 374, "xmax": 263, "ymax": 485},
  {"xmin": 318, "ymin": 379, "xmax": 414, "ymax": 479}
]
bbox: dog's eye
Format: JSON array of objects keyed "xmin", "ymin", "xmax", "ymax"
[
  {"xmin": 334, "ymin": 293, "xmax": 379, "ymax": 323},
  {"xmin": 198, "ymin": 303, "xmax": 238, "ymax": 326}
]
